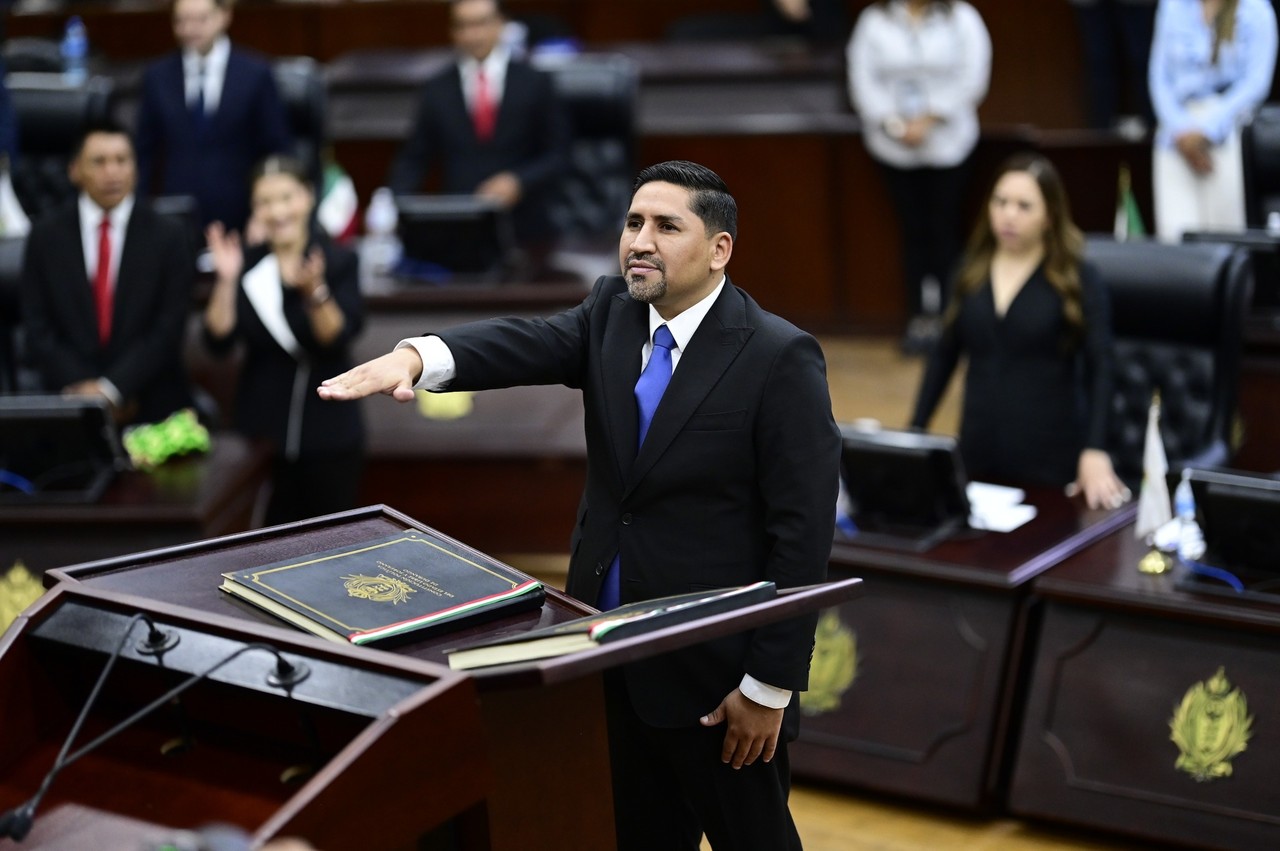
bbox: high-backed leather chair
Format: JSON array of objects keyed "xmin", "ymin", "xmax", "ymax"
[
  {"xmin": 0, "ymin": 236, "xmax": 25, "ymax": 393},
  {"xmin": 536, "ymin": 53, "xmax": 638, "ymax": 242},
  {"xmin": 273, "ymin": 57, "xmax": 326, "ymax": 191},
  {"xmin": 1241, "ymin": 103, "xmax": 1280, "ymax": 227},
  {"xmin": 1085, "ymin": 238, "xmax": 1253, "ymax": 483},
  {"xmin": 1, "ymin": 38, "xmax": 64, "ymax": 75},
  {"xmin": 7, "ymin": 72, "xmax": 113, "ymax": 222}
]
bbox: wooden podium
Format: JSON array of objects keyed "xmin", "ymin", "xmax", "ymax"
[
  {"xmin": 0, "ymin": 581, "xmax": 490, "ymax": 850},
  {"xmin": 31, "ymin": 504, "xmax": 861, "ymax": 850}
]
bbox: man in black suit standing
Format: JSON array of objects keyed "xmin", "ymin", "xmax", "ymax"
[
  {"xmin": 319, "ymin": 160, "xmax": 840, "ymax": 851},
  {"xmin": 20, "ymin": 122, "xmax": 193, "ymax": 426},
  {"xmin": 134, "ymin": 0, "xmax": 292, "ymax": 232},
  {"xmin": 388, "ymin": 0, "xmax": 569, "ymax": 252}
]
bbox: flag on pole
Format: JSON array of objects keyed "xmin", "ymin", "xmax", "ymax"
[
  {"xmin": 317, "ymin": 160, "xmax": 360, "ymax": 244},
  {"xmin": 1114, "ymin": 164, "xmax": 1146, "ymax": 241},
  {"xmin": 1135, "ymin": 392, "xmax": 1172, "ymax": 541}
]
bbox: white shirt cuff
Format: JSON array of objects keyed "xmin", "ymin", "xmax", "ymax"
[
  {"xmin": 97, "ymin": 377, "xmax": 123, "ymax": 409},
  {"xmin": 739, "ymin": 674, "xmax": 792, "ymax": 710},
  {"xmin": 395, "ymin": 336, "xmax": 456, "ymax": 391}
]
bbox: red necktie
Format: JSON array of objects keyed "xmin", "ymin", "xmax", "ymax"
[
  {"xmin": 473, "ymin": 68, "xmax": 496, "ymax": 142},
  {"xmin": 94, "ymin": 215, "xmax": 113, "ymax": 345}
]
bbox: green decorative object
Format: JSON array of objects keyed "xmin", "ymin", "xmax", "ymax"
[{"xmin": 122, "ymin": 408, "xmax": 211, "ymax": 470}]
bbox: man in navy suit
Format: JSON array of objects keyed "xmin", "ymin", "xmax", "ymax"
[
  {"xmin": 134, "ymin": 0, "xmax": 292, "ymax": 232},
  {"xmin": 320, "ymin": 160, "xmax": 840, "ymax": 850},
  {"xmin": 388, "ymin": 0, "xmax": 569, "ymax": 251},
  {"xmin": 20, "ymin": 122, "xmax": 193, "ymax": 426}
]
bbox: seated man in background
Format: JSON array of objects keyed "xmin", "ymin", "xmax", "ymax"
[
  {"xmin": 388, "ymin": 0, "xmax": 569, "ymax": 256},
  {"xmin": 19, "ymin": 121, "xmax": 193, "ymax": 425},
  {"xmin": 134, "ymin": 0, "xmax": 292, "ymax": 233}
]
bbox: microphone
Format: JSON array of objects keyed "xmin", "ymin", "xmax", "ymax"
[{"xmin": 0, "ymin": 614, "xmax": 310, "ymax": 842}]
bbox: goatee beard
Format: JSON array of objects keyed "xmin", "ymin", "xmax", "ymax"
[{"xmin": 625, "ymin": 254, "xmax": 665, "ymax": 303}]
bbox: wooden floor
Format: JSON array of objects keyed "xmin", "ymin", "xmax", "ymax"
[{"xmin": 508, "ymin": 337, "xmax": 1149, "ymax": 851}]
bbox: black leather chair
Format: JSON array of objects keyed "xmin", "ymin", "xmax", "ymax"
[
  {"xmin": 1085, "ymin": 238, "xmax": 1254, "ymax": 483},
  {"xmin": 0, "ymin": 235, "xmax": 25, "ymax": 393},
  {"xmin": 1241, "ymin": 103, "xmax": 1280, "ymax": 227},
  {"xmin": 1, "ymin": 38, "xmax": 64, "ymax": 75},
  {"xmin": 273, "ymin": 56, "xmax": 327, "ymax": 191},
  {"xmin": 7, "ymin": 72, "xmax": 113, "ymax": 222},
  {"xmin": 537, "ymin": 53, "xmax": 638, "ymax": 242}
]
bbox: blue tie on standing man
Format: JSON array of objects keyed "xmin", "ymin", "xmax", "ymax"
[{"xmin": 319, "ymin": 160, "xmax": 841, "ymax": 851}]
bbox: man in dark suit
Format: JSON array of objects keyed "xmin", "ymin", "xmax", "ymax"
[
  {"xmin": 134, "ymin": 0, "xmax": 292, "ymax": 232},
  {"xmin": 319, "ymin": 160, "xmax": 840, "ymax": 850},
  {"xmin": 387, "ymin": 0, "xmax": 569, "ymax": 250},
  {"xmin": 20, "ymin": 122, "xmax": 193, "ymax": 425}
]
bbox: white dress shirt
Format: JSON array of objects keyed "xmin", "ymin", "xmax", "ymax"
[
  {"xmin": 183, "ymin": 35, "xmax": 231, "ymax": 115},
  {"xmin": 458, "ymin": 44, "xmax": 510, "ymax": 115},
  {"xmin": 847, "ymin": 0, "xmax": 991, "ymax": 168},
  {"xmin": 77, "ymin": 192, "xmax": 134, "ymax": 404}
]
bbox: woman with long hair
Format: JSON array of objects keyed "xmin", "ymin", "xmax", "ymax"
[
  {"xmin": 204, "ymin": 154, "xmax": 365, "ymax": 524},
  {"xmin": 910, "ymin": 153, "xmax": 1129, "ymax": 509}
]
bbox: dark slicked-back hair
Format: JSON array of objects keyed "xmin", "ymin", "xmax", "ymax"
[
  {"xmin": 251, "ymin": 153, "xmax": 313, "ymax": 193},
  {"xmin": 633, "ymin": 160, "xmax": 738, "ymax": 240},
  {"xmin": 71, "ymin": 118, "xmax": 134, "ymax": 161},
  {"xmin": 451, "ymin": 0, "xmax": 507, "ymax": 16}
]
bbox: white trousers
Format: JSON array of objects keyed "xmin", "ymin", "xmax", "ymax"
[{"xmin": 1153, "ymin": 99, "xmax": 1246, "ymax": 243}]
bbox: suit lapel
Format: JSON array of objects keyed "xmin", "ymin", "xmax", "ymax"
[
  {"xmin": 58, "ymin": 208, "xmax": 99, "ymax": 344},
  {"xmin": 601, "ymin": 291, "xmax": 647, "ymax": 483},
  {"xmin": 628, "ymin": 283, "xmax": 753, "ymax": 489},
  {"xmin": 112, "ymin": 207, "xmax": 152, "ymax": 341},
  {"xmin": 494, "ymin": 62, "xmax": 524, "ymax": 141}
]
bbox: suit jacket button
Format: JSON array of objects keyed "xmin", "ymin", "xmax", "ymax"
[
  {"xmin": 595, "ymin": 562, "xmax": 605, "ymax": 576},
  {"xmin": 621, "ymin": 513, "xmax": 633, "ymax": 525}
]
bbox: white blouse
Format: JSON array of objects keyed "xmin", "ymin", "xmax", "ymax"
[{"xmin": 847, "ymin": 0, "xmax": 992, "ymax": 168}]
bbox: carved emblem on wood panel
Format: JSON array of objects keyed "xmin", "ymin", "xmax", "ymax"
[
  {"xmin": 1, "ymin": 562, "xmax": 44, "ymax": 632},
  {"xmin": 799, "ymin": 610, "xmax": 857, "ymax": 716},
  {"xmin": 1169, "ymin": 667, "xmax": 1253, "ymax": 782}
]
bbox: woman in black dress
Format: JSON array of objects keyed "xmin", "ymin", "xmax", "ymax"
[
  {"xmin": 203, "ymin": 155, "xmax": 365, "ymax": 524},
  {"xmin": 910, "ymin": 153, "xmax": 1129, "ymax": 509}
]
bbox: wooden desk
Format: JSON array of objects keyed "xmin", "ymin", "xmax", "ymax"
[
  {"xmin": 1, "ymin": 433, "xmax": 271, "ymax": 578},
  {"xmin": 1008, "ymin": 523, "xmax": 1280, "ymax": 849},
  {"xmin": 44, "ymin": 504, "xmax": 862, "ymax": 851},
  {"xmin": 791, "ymin": 490, "xmax": 1135, "ymax": 810}
]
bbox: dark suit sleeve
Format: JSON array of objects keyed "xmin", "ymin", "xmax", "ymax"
[
  {"xmin": 283, "ymin": 243, "xmax": 364, "ymax": 353},
  {"xmin": 133, "ymin": 68, "xmax": 162, "ymax": 197},
  {"xmin": 509, "ymin": 70, "xmax": 569, "ymax": 195},
  {"xmin": 0, "ymin": 62, "xmax": 17, "ymax": 165},
  {"xmin": 910, "ymin": 306, "xmax": 963, "ymax": 429},
  {"xmin": 746, "ymin": 331, "xmax": 841, "ymax": 690},
  {"xmin": 19, "ymin": 224, "xmax": 95, "ymax": 388},
  {"xmin": 101, "ymin": 219, "xmax": 194, "ymax": 401},
  {"xmin": 252, "ymin": 63, "xmax": 294, "ymax": 160},
  {"xmin": 388, "ymin": 87, "xmax": 436, "ymax": 193},
  {"xmin": 1079, "ymin": 261, "xmax": 1114, "ymax": 451}
]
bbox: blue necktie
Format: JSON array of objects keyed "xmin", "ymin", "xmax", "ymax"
[
  {"xmin": 191, "ymin": 62, "xmax": 207, "ymax": 131},
  {"xmin": 597, "ymin": 325, "xmax": 676, "ymax": 610}
]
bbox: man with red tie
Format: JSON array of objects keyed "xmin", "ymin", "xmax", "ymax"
[
  {"xmin": 19, "ymin": 121, "xmax": 193, "ymax": 425},
  {"xmin": 388, "ymin": 0, "xmax": 569, "ymax": 251}
]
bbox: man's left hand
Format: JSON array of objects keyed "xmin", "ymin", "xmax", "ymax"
[
  {"xmin": 475, "ymin": 171, "xmax": 522, "ymax": 208},
  {"xmin": 700, "ymin": 688, "xmax": 784, "ymax": 769}
]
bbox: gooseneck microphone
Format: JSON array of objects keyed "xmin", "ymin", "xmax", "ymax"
[{"xmin": 0, "ymin": 613, "xmax": 309, "ymax": 842}]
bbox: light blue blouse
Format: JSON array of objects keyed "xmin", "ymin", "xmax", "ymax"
[{"xmin": 1148, "ymin": 0, "xmax": 1278, "ymax": 148}]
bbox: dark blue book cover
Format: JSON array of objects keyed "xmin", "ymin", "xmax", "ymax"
[{"xmin": 220, "ymin": 530, "xmax": 545, "ymax": 645}]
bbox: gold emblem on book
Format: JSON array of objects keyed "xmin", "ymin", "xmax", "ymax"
[
  {"xmin": 800, "ymin": 610, "xmax": 857, "ymax": 716},
  {"xmin": 1169, "ymin": 667, "xmax": 1253, "ymax": 782},
  {"xmin": 343, "ymin": 573, "xmax": 416, "ymax": 605}
]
